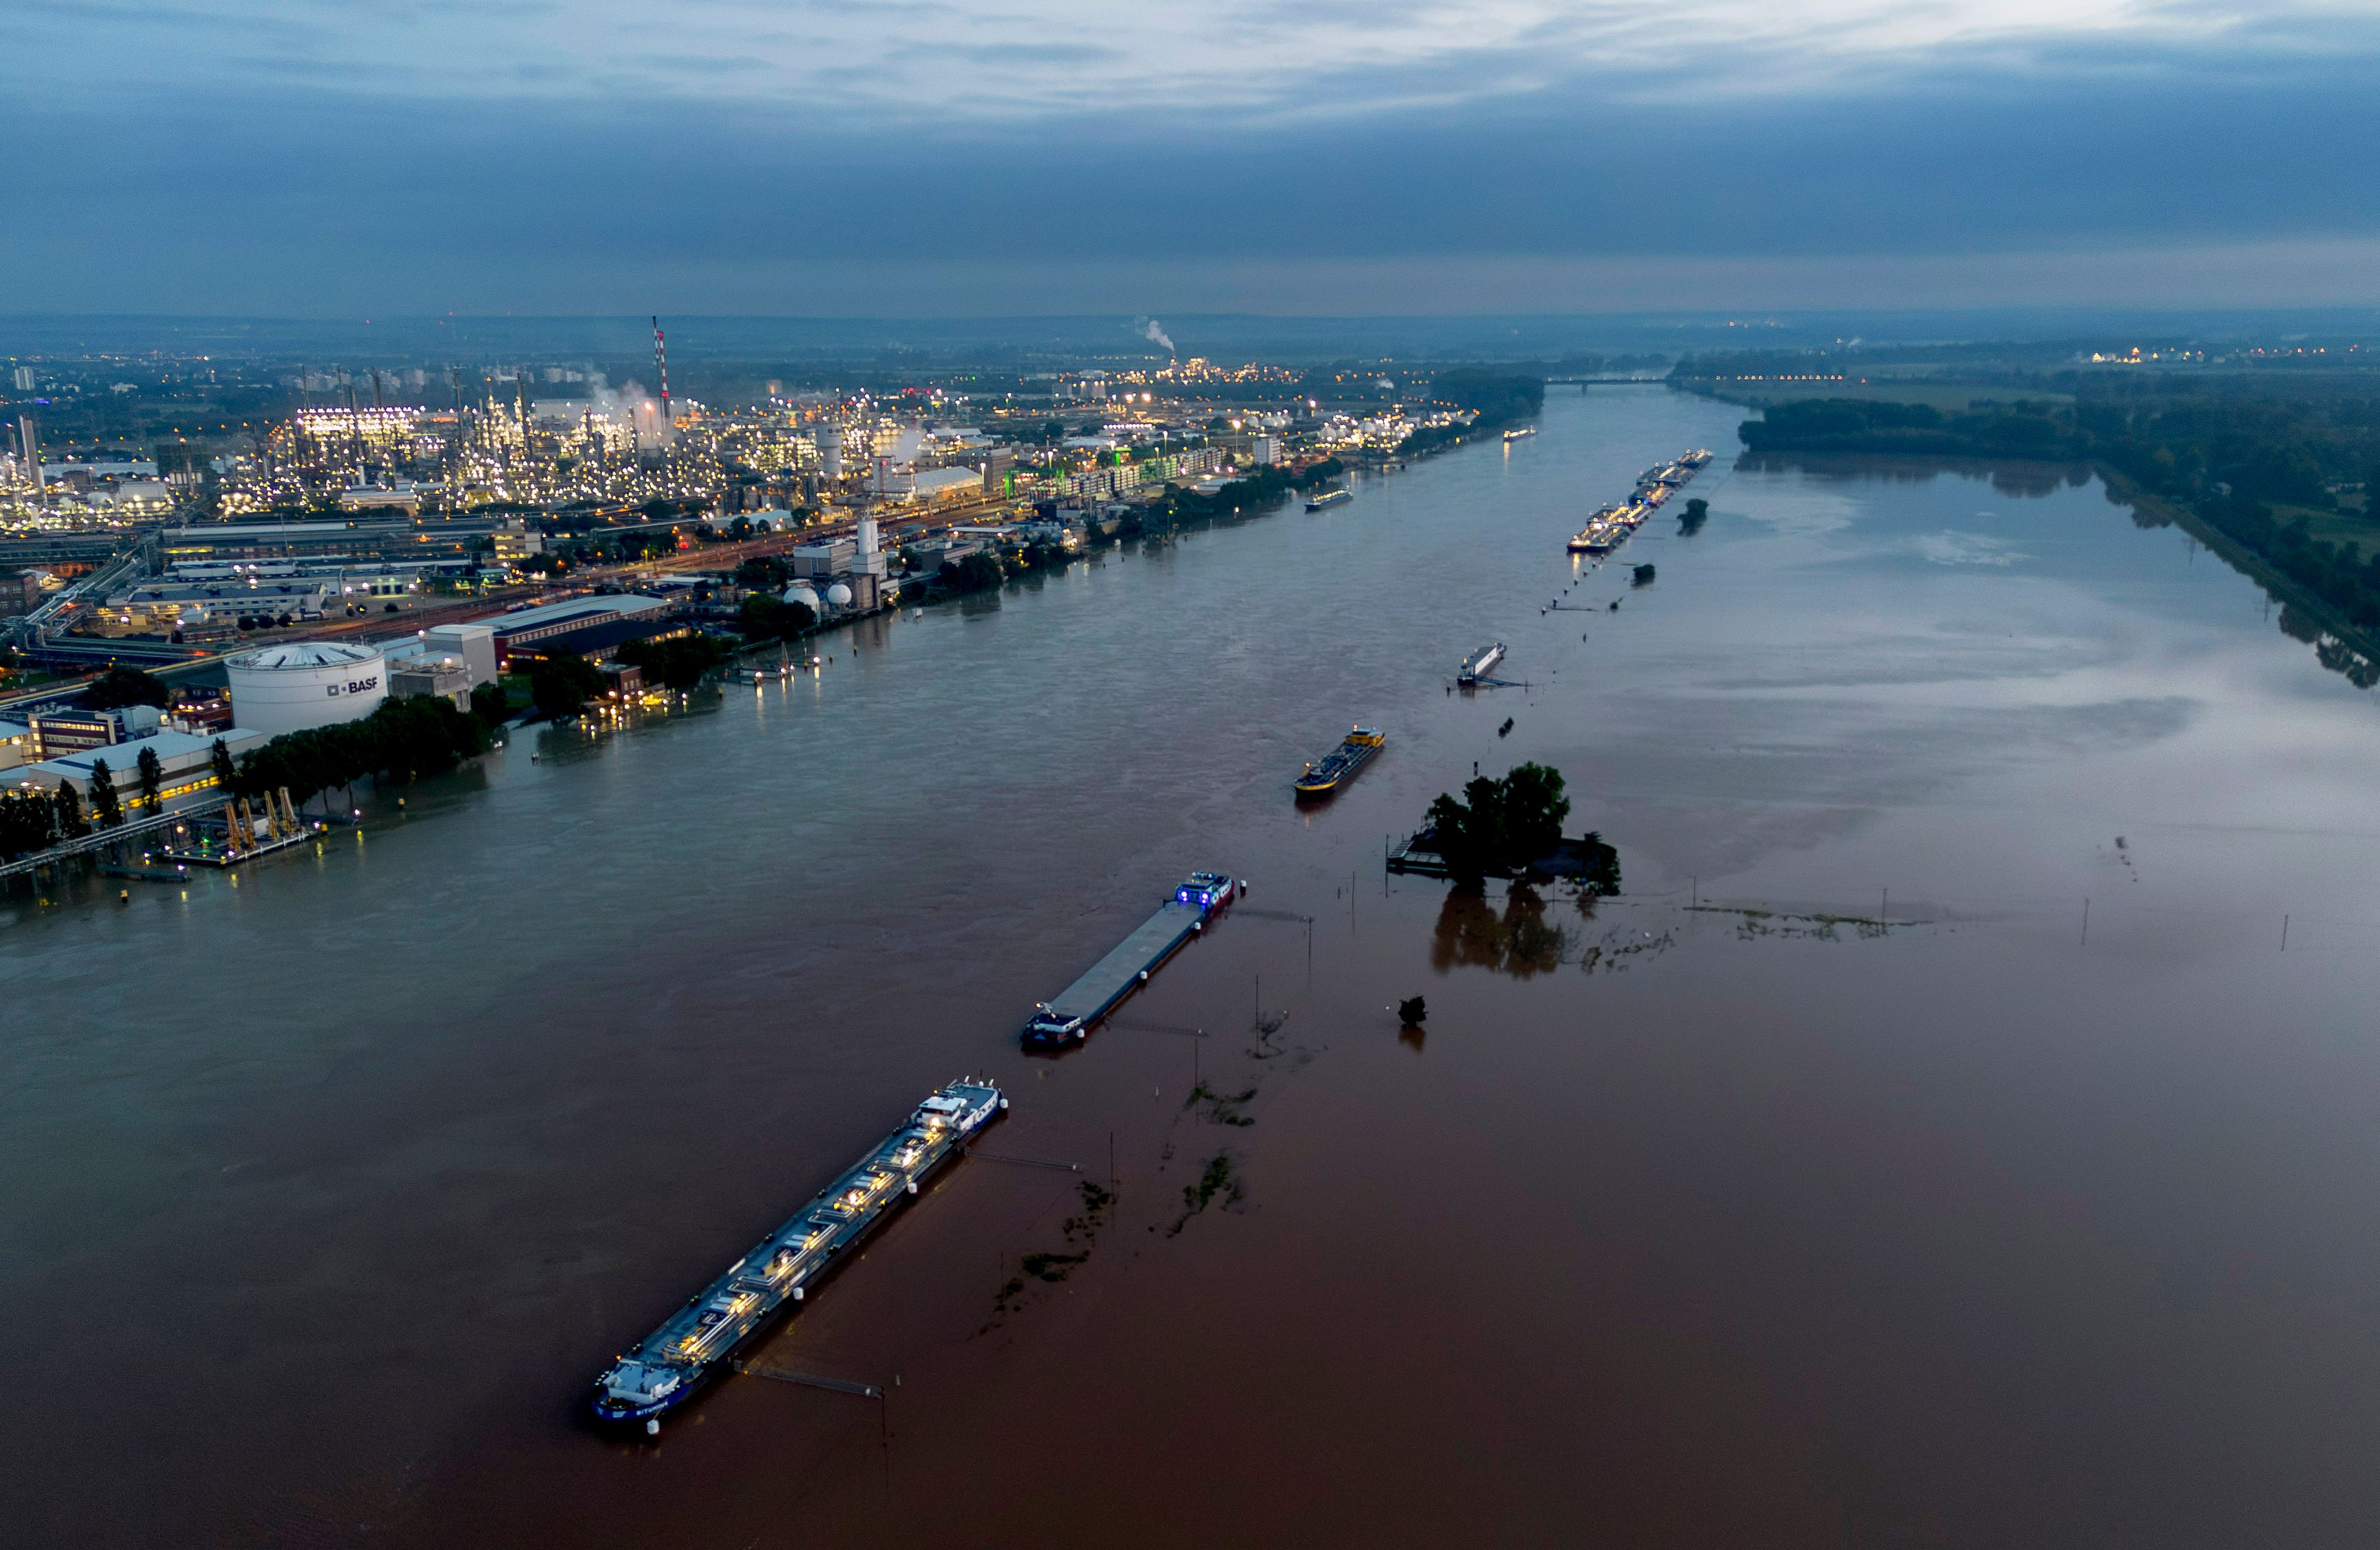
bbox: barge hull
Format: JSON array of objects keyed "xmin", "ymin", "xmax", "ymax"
[{"xmin": 1023, "ymin": 872, "xmax": 1238, "ymax": 1045}]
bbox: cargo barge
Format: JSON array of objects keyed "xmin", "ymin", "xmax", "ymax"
[
  {"xmin": 1295, "ymin": 726, "xmax": 1384, "ymax": 798},
  {"xmin": 1023, "ymin": 871, "xmax": 1241, "ymax": 1046},
  {"xmin": 589, "ymin": 1078, "xmax": 1006, "ymax": 1435},
  {"xmin": 1566, "ymin": 449, "xmax": 1712, "ymax": 555},
  {"xmin": 1305, "ymin": 488, "xmax": 1353, "ymax": 511},
  {"xmin": 1457, "ymin": 642, "xmax": 1507, "ymax": 685}
]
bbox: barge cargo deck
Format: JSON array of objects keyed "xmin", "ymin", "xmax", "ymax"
[
  {"xmin": 590, "ymin": 1078, "xmax": 1005, "ymax": 1434},
  {"xmin": 1023, "ymin": 871, "xmax": 1240, "ymax": 1046}
]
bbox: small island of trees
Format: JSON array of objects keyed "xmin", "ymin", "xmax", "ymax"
[{"xmin": 1417, "ymin": 762, "xmax": 1620, "ymax": 892}]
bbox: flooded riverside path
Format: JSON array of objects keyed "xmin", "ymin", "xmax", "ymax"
[{"xmin": 11, "ymin": 386, "xmax": 2380, "ymax": 1547}]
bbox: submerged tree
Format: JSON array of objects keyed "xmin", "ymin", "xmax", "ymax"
[{"xmin": 1423, "ymin": 762, "xmax": 1572, "ymax": 886}]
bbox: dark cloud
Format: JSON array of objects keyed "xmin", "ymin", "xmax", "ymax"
[{"xmin": 1, "ymin": 16, "xmax": 2376, "ymax": 312}]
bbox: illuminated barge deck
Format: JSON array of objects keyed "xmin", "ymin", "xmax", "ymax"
[{"xmin": 590, "ymin": 1079, "xmax": 1005, "ymax": 1434}]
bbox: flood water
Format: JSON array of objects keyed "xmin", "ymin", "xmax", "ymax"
[{"xmin": 9, "ymin": 387, "xmax": 2380, "ymax": 1548}]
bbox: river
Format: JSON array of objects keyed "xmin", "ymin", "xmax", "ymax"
[{"xmin": 7, "ymin": 385, "xmax": 2380, "ymax": 1548}]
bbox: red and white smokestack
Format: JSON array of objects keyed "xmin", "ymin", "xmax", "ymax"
[{"xmin": 651, "ymin": 315, "xmax": 672, "ymax": 431}]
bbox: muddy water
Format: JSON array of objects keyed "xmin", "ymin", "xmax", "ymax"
[{"xmin": 7, "ymin": 387, "xmax": 2380, "ymax": 1548}]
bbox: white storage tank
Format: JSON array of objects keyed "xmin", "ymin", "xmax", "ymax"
[{"xmin": 224, "ymin": 641, "xmax": 387, "ymax": 738}]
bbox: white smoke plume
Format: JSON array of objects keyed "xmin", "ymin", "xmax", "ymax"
[
  {"xmin": 1138, "ymin": 316, "xmax": 1175, "ymax": 354},
  {"xmin": 580, "ymin": 374, "xmax": 672, "ymax": 444}
]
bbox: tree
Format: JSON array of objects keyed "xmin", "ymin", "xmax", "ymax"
[
  {"xmin": 84, "ymin": 665, "xmax": 169, "ymax": 710},
  {"xmin": 739, "ymin": 593, "xmax": 816, "ymax": 641},
  {"xmin": 52, "ymin": 785, "xmax": 87, "ymax": 840},
  {"xmin": 529, "ymin": 656, "xmax": 605, "ymax": 718},
  {"xmin": 469, "ymin": 680, "xmax": 510, "ymax": 726},
  {"xmin": 935, "ymin": 551, "xmax": 1004, "ymax": 594},
  {"xmin": 89, "ymin": 757, "xmax": 123, "ymax": 829},
  {"xmin": 136, "ymin": 744, "xmax": 163, "ymax": 814},
  {"xmin": 615, "ymin": 634, "xmax": 731, "ymax": 690},
  {"xmin": 0, "ymin": 790, "xmax": 60, "ymax": 859},
  {"xmin": 209, "ymin": 738, "xmax": 236, "ymax": 791},
  {"xmin": 734, "ymin": 555, "xmax": 791, "ymax": 591},
  {"xmin": 1424, "ymin": 763, "xmax": 1571, "ymax": 886}
]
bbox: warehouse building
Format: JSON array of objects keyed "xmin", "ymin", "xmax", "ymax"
[{"xmin": 15, "ymin": 728, "xmax": 270, "ymax": 808}]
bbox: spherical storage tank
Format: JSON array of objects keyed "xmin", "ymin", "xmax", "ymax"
[
  {"xmin": 225, "ymin": 641, "xmax": 387, "ymax": 738},
  {"xmin": 824, "ymin": 583, "xmax": 854, "ymax": 609},
  {"xmin": 782, "ymin": 583, "xmax": 822, "ymax": 613}
]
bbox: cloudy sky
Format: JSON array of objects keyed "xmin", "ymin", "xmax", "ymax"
[{"xmin": 3, "ymin": 0, "xmax": 2378, "ymax": 315}]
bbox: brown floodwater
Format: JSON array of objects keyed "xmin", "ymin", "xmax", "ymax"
[{"xmin": 9, "ymin": 387, "xmax": 2380, "ymax": 1548}]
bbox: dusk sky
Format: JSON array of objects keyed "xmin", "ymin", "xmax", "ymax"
[{"xmin": 5, "ymin": 0, "xmax": 2378, "ymax": 315}]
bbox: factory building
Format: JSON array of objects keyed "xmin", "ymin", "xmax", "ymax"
[
  {"xmin": 382, "ymin": 623, "xmax": 497, "ymax": 687},
  {"xmin": 17, "ymin": 728, "xmax": 270, "ymax": 808},
  {"xmin": 27, "ymin": 704, "xmax": 165, "ymax": 759},
  {"xmin": 224, "ymin": 642, "xmax": 387, "ymax": 738},
  {"xmin": 502, "ymin": 616, "xmax": 690, "ymax": 667},
  {"xmin": 486, "ymin": 596, "xmax": 668, "ymax": 665}
]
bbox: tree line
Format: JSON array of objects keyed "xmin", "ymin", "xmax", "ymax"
[
  {"xmin": 1398, "ymin": 369, "xmax": 1546, "ymax": 456},
  {"xmin": 231, "ymin": 694, "xmax": 498, "ymax": 809}
]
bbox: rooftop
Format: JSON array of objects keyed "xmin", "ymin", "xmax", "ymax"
[
  {"xmin": 506, "ymin": 616, "xmax": 684, "ymax": 659},
  {"xmin": 485, "ymin": 594, "xmax": 667, "ymax": 637},
  {"xmin": 226, "ymin": 641, "xmax": 380, "ymax": 671}
]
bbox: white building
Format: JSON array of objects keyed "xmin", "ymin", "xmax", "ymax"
[{"xmin": 18, "ymin": 728, "xmax": 271, "ymax": 807}]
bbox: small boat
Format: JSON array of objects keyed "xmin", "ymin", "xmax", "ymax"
[
  {"xmin": 1295, "ymin": 727, "xmax": 1384, "ymax": 798},
  {"xmin": 1502, "ymin": 426, "xmax": 1536, "ymax": 442},
  {"xmin": 1305, "ymin": 488, "xmax": 1353, "ymax": 511}
]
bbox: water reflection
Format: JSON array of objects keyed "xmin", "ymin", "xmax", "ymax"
[
  {"xmin": 1741, "ymin": 447, "xmax": 2380, "ymax": 690},
  {"xmin": 1735, "ymin": 449, "xmax": 2092, "ymax": 498},
  {"xmin": 1429, "ymin": 883, "xmax": 1574, "ymax": 979}
]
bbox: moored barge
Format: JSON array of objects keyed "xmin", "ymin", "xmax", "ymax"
[
  {"xmin": 1023, "ymin": 871, "xmax": 1241, "ymax": 1046},
  {"xmin": 590, "ymin": 1078, "xmax": 1006, "ymax": 1435},
  {"xmin": 1457, "ymin": 642, "xmax": 1507, "ymax": 685}
]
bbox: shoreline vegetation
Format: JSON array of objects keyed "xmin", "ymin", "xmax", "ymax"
[
  {"xmin": 1727, "ymin": 394, "xmax": 2380, "ymax": 681},
  {"xmin": 1395, "ymin": 369, "xmax": 1546, "ymax": 457}
]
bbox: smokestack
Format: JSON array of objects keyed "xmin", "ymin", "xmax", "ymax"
[
  {"xmin": 19, "ymin": 415, "xmax": 42, "ymax": 491},
  {"xmin": 651, "ymin": 317, "xmax": 671, "ymax": 433}
]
